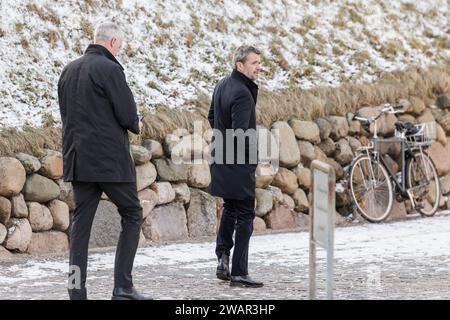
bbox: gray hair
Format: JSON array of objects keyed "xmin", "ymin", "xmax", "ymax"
[
  {"xmin": 233, "ymin": 45, "xmax": 261, "ymax": 67},
  {"xmin": 94, "ymin": 22, "xmax": 124, "ymax": 42}
]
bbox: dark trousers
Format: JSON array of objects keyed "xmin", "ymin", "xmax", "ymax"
[
  {"xmin": 215, "ymin": 197, "xmax": 255, "ymax": 276},
  {"xmin": 68, "ymin": 181, "xmax": 143, "ymax": 297}
]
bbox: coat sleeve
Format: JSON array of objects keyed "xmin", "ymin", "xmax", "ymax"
[
  {"xmin": 208, "ymin": 90, "xmax": 215, "ymax": 128},
  {"xmin": 102, "ymin": 66, "xmax": 140, "ymax": 134},
  {"xmin": 231, "ymin": 89, "xmax": 253, "ymax": 130}
]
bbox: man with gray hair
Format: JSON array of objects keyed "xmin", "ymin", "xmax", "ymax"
[
  {"xmin": 208, "ymin": 45, "xmax": 263, "ymax": 288},
  {"xmin": 58, "ymin": 21, "xmax": 149, "ymax": 300}
]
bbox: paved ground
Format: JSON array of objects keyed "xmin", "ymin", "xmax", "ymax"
[{"xmin": 1, "ymin": 212, "xmax": 450, "ymax": 300}]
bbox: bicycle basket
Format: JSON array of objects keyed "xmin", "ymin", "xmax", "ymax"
[{"xmin": 405, "ymin": 122, "xmax": 436, "ymax": 147}]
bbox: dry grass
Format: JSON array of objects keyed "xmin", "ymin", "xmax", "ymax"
[
  {"xmin": 1, "ymin": 66, "xmax": 449, "ymax": 151},
  {"xmin": 269, "ymin": 43, "xmax": 290, "ymax": 71},
  {"xmin": 0, "ymin": 127, "xmax": 61, "ymax": 157},
  {"xmin": 26, "ymin": 3, "xmax": 61, "ymax": 26},
  {"xmin": 80, "ymin": 18, "xmax": 94, "ymax": 40},
  {"xmin": 207, "ymin": 17, "xmax": 228, "ymax": 33}
]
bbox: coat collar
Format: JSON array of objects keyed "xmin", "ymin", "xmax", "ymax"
[
  {"xmin": 84, "ymin": 44, "xmax": 124, "ymax": 70},
  {"xmin": 231, "ymin": 69, "xmax": 259, "ymax": 103}
]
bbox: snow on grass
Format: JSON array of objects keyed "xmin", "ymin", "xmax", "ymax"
[{"xmin": 0, "ymin": 0, "xmax": 449, "ymax": 128}]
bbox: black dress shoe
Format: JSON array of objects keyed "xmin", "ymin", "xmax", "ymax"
[
  {"xmin": 216, "ymin": 253, "xmax": 230, "ymax": 281},
  {"xmin": 111, "ymin": 287, "xmax": 152, "ymax": 300},
  {"xmin": 230, "ymin": 275, "xmax": 264, "ymax": 288}
]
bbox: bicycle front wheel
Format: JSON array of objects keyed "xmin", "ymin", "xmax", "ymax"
[
  {"xmin": 349, "ymin": 155, "xmax": 393, "ymax": 222},
  {"xmin": 406, "ymin": 151, "xmax": 440, "ymax": 216}
]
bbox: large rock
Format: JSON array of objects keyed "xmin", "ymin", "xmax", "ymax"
[
  {"xmin": 150, "ymin": 182, "xmax": 176, "ymax": 205},
  {"xmin": 292, "ymin": 188, "xmax": 310, "ymax": 212},
  {"xmin": 47, "ymin": 200, "xmax": 70, "ymax": 231},
  {"xmin": 346, "ymin": 136, "xmax": 362, "ymax": 153},
  {"xmin": 0, "ymin": 196, "xmax": 11, "ymax": 225},
  {"xmin": 38, "ymin": 151, "xmax": 63, "ymax": 180},
  {"xmin": 440, "ymin": 173, "xmax": 450, "ymax": 195},
  {"xmin": 171, "ymin": 134, "xmax": 206, "ymax": 162},
  {"xmin": 89, "ymin": 200, "xmax": 122, "ymax": 248},
  {"xmin": 255, "ymin": 163, "xmax": 276, "ymax": 189},
  {"xmin": 0, "ymin": 157, "xmax": 26, "ymax": 197},
  {"xmin": 281, "ymin": 193, "xmax": 295, "ymax": 210},
  {"xmin": 436, "ymin": 124, "xmax": 447, "ymax": 146},
  {"xmin": 289, "ymin": 120, "xmax": 320, "ymax": 144},
  {"xmin": 0, "ymin": 223, "xmax": 7, "ymax": 244},
  {"xmin": 15, "ymin": 153, "xmax": 41, "ymax": 174},
  {"xmin": 335, "ymin": 139, "xmax": 354, "ymax": 166},
  {"xmin": 11, "ymin": 194, "xmax": 28, "ymax": 218},
  {"xmin": 138, "ymin": 188, "xmax": 159, "ymax": 219},
  {"xmin": 417, "ymin": 110, "xmax": 435, "ymax": 124},
  {"xmin": 324, "ymin": 158, "xmax": 344, "ymax": 180},
  {"xmin": 27, "ymin": 231, "xmax": 69, "ymax": 255},
  {"xmin": 326, "ymin": 116, "xmax": 349, "ymax": 140},
  {"xmin": 255, "ymin": 188, "xmax": 274, "ymax": 217},
  {"xmin": 0, "ymin": 246, "xmax": 13, "ymax": 260},
  {"xmin": 136, "ymin": 162, "xmax": 157, "ymax": 191},
  {"xmin": 172, "ymin": 183, "xmax": 191, "ymax": 204},
  {"xmin": 293, "ymin": 166, "xmax": 311, "ymax": 190},
  {"xmin": 271, "ymin": 168, "xmax": 298, "ymax": 195},
  {"xmin": 142, "ymin": 202, "xmax": 188, "ymax": 242},
  {"xmin": 431, "ymin": 109, "xmax": 450, "ymax": 134},
  {"xmin": 163, "ymin": 134, "xmax": 181, "ymax": 157},
  {"xmin": 253, "ymin": 217, "xmax": 267, "ymax": 232},
  {"xmin": 428, "ymin": 142, "xmax": 450, "ymax": 176},
  {"xmin": 203, "ymin": 128, "xmax": 214, "ymax": 144},
  {"xmin": 186, "ymin": 189, "xmax": 217, "ymax": 238},
  {"xmin": 383, "ymin": 155, "xmax": 399, "ymax": 176},
  {"xmin": 23, "ymin": 174, "xmax": 60, "ymax": 203},
  {"xmin": 142, "ymin": 139, "xmax": 164, "ymax": 159},
  {"xmin": 266, "ymin": 185, "xmax": 284, "ymax": 204},
  {"xmin": 89, "ymin": 200, "xmax": 145, "ymax": 248},
  {"xmin": 297, "ymin": 140, "xmax": 316, "ymax": 167},
  {"xmin": 264, "ymin": 204, "xmax": 296, "ymax": 230},
  {"xmin": 57, "ymin": 180, "xmax": 75, "ymax": 211},
  {"xmin": 130, "ymin": 145, "xmax": 152, "ymax": 165},
  {"xmin": 315, "ymin": 118, "xmax": 331, "ymax": 140},
  {"xmin": 409, "ymin": 96, "xmax": 426, "ymax": 115},
  {"xmin": 357, "ymin": 107, "xmax": 397, "ymax": 137},
  {"xmin": 187, "ymin": 161, "xmax": 211, "ymax": 188},
  {"xmin": 349, "ymin": 120, "xmax": 361, "ymax": 135},
  {"xmin": 272, "ymin": 121, "xmax": 300, "ymax": 168},
  {"xmin": 4, "ymin": 218, "xmax": 32, "ymax": 252},
  {"xmin": 318, "ymin": 138, "xmax": 336, "ymax": 157},
  {"xmin": 28, "ymin": 202, "xmax": 53, "ymax": 232},
  {"xmin": 436, "ymin": 94, "xmax": 450, "ymax": 109},
  {"xmin": 314, "ymin": 146, "xmax": 328, "ymax": 162},
  {"xmin": 152, "ymin": 158, "xmax": 187, "ymax": 183},
  {"xmin": 386, "ymin": 200, "xmax": 408, "ymax": 221}
]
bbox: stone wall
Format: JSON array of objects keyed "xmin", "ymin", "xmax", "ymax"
[{"xmin": 1, "ymin": 94, "xmax": 450, "ymax": 258}]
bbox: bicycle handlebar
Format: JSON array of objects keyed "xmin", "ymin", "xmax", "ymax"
[{"xmin": 353, "ymin": 103, "xmax": 405, "ymax": 123}]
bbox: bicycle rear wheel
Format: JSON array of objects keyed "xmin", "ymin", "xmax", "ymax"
[
  {"xmin": 349, "ymin": 155, "xmax": 393, "ymax": 222},
  {"xmin": 406, "ymin": 151, "xmax": 440, "ymax": 216}
]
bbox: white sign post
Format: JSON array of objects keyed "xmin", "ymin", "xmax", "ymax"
[{"xmin": 309, "ymin": 160, "xmax": 335, "ymax": 300}]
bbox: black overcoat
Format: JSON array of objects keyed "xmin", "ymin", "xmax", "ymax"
[
  {"xmin": 208, "ymin": 69, "xmax": 258, "ymax": 200},
  {"xmin": 58, "ymin": 44, "xmax": 139, "ymax": 182}
]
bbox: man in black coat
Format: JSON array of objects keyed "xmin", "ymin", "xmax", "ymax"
[
  {"xmin": 58, "ymin": 22, "xmax": 149, "ymax": 300},
  {"xmin": 208, "ymin": 45, "xmax": 263, "ymax": 288}
]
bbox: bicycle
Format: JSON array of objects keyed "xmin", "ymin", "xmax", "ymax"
[{"xmin": 348, "ymin": 103, "xmax": 440, "ymax": 222}]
